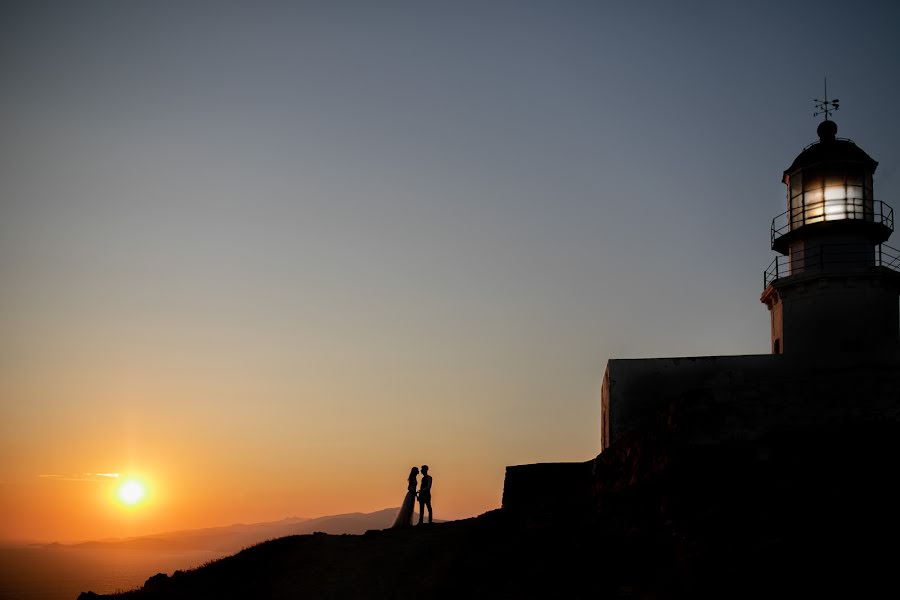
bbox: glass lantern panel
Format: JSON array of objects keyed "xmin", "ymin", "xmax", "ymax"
[
  {"xmin": 824, "ymin": 186, "xmax": 845, "ymax": 201},
  {"xmin": 790, "ymin": 172, "xmax": 803, "ymax": 197},
  {"xmin": 846, "ymin": 169, "xmax": 864, "ymax": 187},
  {"xmin": 790, "ymin": 196, "xmax": 804, "ymax": 229},
  {"xmin": 804, "ymin": 189, "xmax": 825, "ymax": 224},
  {"xmin": 824, "ymin": 204, "xmax": 846, "ymax": 221},
  {"xmin": 847, "ymin": 196, "xmax": 866, "ymax": 219},
  {"xmin": 803, "ymin": 170, "xmax": 823, "ymax": 192}
]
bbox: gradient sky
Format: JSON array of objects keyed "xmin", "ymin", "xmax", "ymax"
[{"xmin": 2, "ymin": 1, "xmax": 899, "ymax": 543}]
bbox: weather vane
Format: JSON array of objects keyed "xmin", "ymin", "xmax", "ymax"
[{"xmin": 813, "ymin": 77, "xmax": 839, "ymax": 120}]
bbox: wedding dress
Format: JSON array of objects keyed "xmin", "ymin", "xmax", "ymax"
[{"xmin": 391, "ymin": 476, "xmax": 417, "ymax": 528}]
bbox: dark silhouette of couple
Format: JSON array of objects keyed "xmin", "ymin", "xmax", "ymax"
[{"xmin": 391, "ymin": 465, "xmax": 433, "ymax": 528}]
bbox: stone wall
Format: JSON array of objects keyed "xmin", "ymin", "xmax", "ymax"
[
  {"xmin": 501, "ymin": 461, "xmax": 594, "ymax": 518},
  {"xmin": 601, "ymin": 351, "xmax": 900, "ymax": 449},
  {"xmin": 503, "ymin": 351, "xmax": 900, "ymax": 518}
]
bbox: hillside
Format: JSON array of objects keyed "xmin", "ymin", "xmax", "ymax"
[{"xmin": 79, "ymin": 418, "xmax": 900, "ymax": 599}]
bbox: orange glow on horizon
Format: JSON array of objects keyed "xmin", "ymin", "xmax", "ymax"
[{"xmin": 0, "ymin": 454, "xmax": 506, "ymax": 544}]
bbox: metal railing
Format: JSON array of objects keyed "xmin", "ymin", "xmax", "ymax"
[
  {"xmin": 764, "ymin": 242, "xmax": 900, "ymax": 288},
  {"xmin": 799, "ymin": 136, "xmax": 856, "ymax": 152},
  {"xmin": 770, "ymin": 199, "xmax": 894, "ymax": 247}
]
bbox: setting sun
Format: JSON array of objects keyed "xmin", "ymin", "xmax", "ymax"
[{"xmin": 117, "ymin": 480, "xmax": 147, "ymax": 506}]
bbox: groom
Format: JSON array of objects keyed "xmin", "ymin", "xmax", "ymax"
[{"xmin": 417, "ymin": 465, "xmax": 433, "ymax": 525}]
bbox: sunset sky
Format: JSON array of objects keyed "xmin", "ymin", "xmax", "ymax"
[{"xmin": 2, "ymin": 1, "xmax": 899, "ymax": 543}]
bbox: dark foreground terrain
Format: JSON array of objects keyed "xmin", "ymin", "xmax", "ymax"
[{"xmin": 80, "ymin": 420, "xmax": 900, "ymax": 599}]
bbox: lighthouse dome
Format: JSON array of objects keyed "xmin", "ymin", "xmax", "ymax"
[{"xmin": 782, "ymin": 121, "xmax": 878, "ymax": 183}]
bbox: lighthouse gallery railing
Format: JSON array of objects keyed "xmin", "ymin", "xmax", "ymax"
[
  {"xmin": 770, "ymin": 199, "xmax": 894, "ymax": 248},
  {"xmin": 764, "ymin": 242, "xmax": 900, "ymax": 288}
]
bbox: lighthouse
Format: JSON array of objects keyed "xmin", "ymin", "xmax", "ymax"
[
  {"xmin": 761, "ymin": 101, "xmax": 900, "ymax": 356},
  {"xmin": 508, "ymin": 101, "xmax": 900, "ymax": 516}
]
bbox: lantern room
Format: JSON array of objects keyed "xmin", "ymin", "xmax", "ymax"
[
  {"xmin": 761, "ymin": 115, "xmax": 900, "ymax": 357},
  {"xmin": 771, "ymin": 119, "xmax": 891, "ymax": 258},
  {"xmin": 785, "ymin": 121, "xmax": 874, "ymax": 229}
]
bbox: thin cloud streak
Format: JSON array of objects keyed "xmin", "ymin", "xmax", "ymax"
[{"xmin": 37, "ymin": 473, "xmax": 121, "ymax": 482}]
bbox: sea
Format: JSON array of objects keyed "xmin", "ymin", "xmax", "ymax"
[{"xmin": 0, "ymin": 546, "xmax": 226, "ymax": 600}]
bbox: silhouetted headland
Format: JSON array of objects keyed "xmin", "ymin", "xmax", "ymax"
[{"xmin": 78, "ymin": 411, "xmax": 900, "ymax": 599}]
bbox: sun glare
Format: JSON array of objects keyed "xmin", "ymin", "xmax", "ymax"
[{"xmin": 117, "ymin": 480, "xmax": 146, "ymax": 506}]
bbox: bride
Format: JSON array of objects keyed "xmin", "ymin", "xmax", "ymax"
[{"xmin": 390, "ymin": 466, "xmax": 419, "ymax": 528}]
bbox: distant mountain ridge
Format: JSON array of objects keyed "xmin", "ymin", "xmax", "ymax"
[{"xmin": 65, "ymin": 508, "xmax": 408, "ymax": 553}]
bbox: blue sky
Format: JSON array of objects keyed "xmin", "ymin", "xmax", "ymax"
[{"xmin": 2, "ymin": 1, "xmax": 899, "ymax": 540}]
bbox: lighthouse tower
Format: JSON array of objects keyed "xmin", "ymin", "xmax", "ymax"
[{"xmin": 761, "ymin": 102, "xmax": 900, "ymax": 355}]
